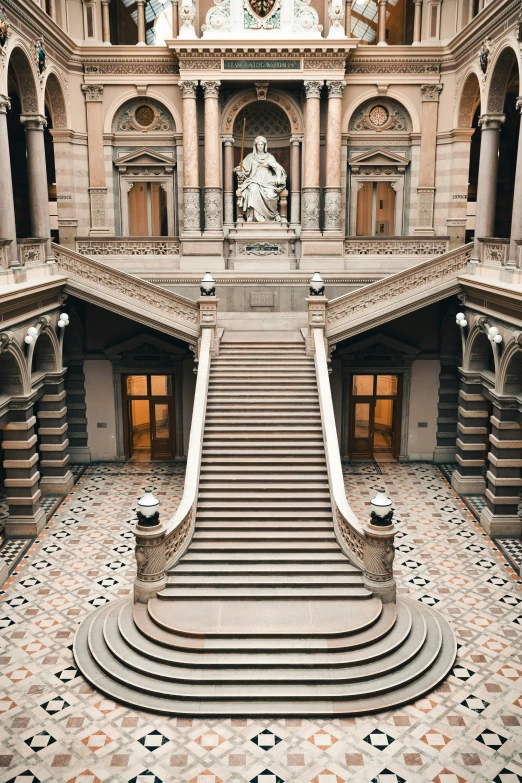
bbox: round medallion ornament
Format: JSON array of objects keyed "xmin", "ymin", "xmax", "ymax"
[
  {"xmin": 135, "ymin": 105, "xmax": 155, "ymax": 127},
  {"xmin": 369, "ymin": 105, "xmax": 389, "ymax": 127}
]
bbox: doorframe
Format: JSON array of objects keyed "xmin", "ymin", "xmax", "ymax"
[{"xmin": 347, "ymin": 374, "xmax": 403, "ymax": 460}]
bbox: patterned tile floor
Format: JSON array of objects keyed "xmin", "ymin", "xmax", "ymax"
[{"xmin": 0, "ymin": 462, "xmax": 521, "ymax": 783}]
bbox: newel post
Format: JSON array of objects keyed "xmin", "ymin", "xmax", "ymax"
[
  {"xmin": 363, "ymin": 488, "xmax": 397, "ymax": 603},
  {"xmin": 198, "ymin": 272, "xmax": 220, "ymax": 357},
  {"xmin": 133, "ymin": 488, "xmax": 167, "ymax": 604},
  {"xmin": 306, "ymin": 272, "xmax": 327, "ymax": 356}
]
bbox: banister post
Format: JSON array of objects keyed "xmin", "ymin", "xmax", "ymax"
[
  {"xmin": 363, "ymin": 492, "xmax": 397, "ymax": 603},
  {"xmin": 198, "ymin": 274, "xmax": 220, "ymax": 357},
  {"xmin": 306, "ymin": 291, "xmax": 328, "ymax": 357},
  {"xmin": 133, "ymin": 489, "xmax": 167, "ymax": 604}
]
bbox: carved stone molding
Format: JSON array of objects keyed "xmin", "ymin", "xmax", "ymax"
[
  {"xmin": 201, "ymin": 80, "xmax": 221, "ymax": 99},
  {"xmin": 478, "ymin": 113, "xmax": 505, "ymax": 131},
  {"xmin": 302, "ymin": 188, "xmax": 320, "ymax": 230},
  {"xmin": 326, "ymin": 80, "xmax": 345, "ymax": 99},
  {"xmin": 304, "ymin": 80, "xmax": 323, "ymax": 99},
  {"xmin": 77, "ymin": 240, "xmax": 180, "ymax": 256},
  {"xmin": 89, "ymin": 188, "xmax": 108, "ymax": 229},
  {"xmin": 416, "ymin": 187, "xmax": 435, "ymax": 229},
  {"xmin": 84, "ymin": 61, "xmax": 177, "ymax": 75},
  {"xmin": 324, "ymin": 188, "xmax": 342, "ymax": 230},
  {"xmin": 303, "ymin": 57, "xmax": 346, "ymax": 70},
  {"xmin": 347, "ymin": 59, "xmax": 440, "ymax": 75},
  {"xmin": 420, "ymin": 84, "xmax": 443, "ymax": 102},
  {"xmin": 0, "ymin": 94, "xmax": 10, "ymax": 113},
  {"xmin": 81, "ymin": 84, "xmax": 103, "ymax": 102},
  {"xmin": 237, "ymin": 242, "xmax": 285, "ymax": 256},
  {"xmin": 204, "ymin": 187, "xmax": 222, "ymax": 229},
  {"xmin": 179, "ymin": 80, "xmax": 198, "ymax": 99},
  {"xmin": 344, "ymin": 238, "xmax": 448, "ymax": 256},
  {"xmin": 183, "ymin": 187, "xmax": 201, "ymax": 230},
  {"xmin": 255, "ymin": 81, "xmax": 269, "ymax": 101}
]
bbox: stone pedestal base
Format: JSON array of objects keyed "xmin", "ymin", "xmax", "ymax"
[
  {"xmin": 451, "ymin": 471, "xmax": 486, "ymax": 495},
  {"xmin": 5, "ymin": 505, "xmax": 47, "ymax": 536},
  {"xmin": 227, "ymin": 224, "xmax": 297, "ymax": 271},
  {"xmin": 134, "ymin": 576, "xmax": 167, "ymax": 604},
  {"xmin": 479, "ymin": 506, "xmax": 522, "ymax": 537},
  {"xmin": 39, "ymin": 472, "xmax": 74, "ymax": 495},
  {"xmin": 433, "ymin": 445, "xmax": 457, "ymax": 464}
]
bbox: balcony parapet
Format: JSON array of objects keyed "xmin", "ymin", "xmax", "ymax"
[
  {"xmin": 76, "ymin": 237, "xmax": 181, "ymax": 257},
  {"xmin": 344, "ymin": 236, "xmax": 449, "ymax": 257}
]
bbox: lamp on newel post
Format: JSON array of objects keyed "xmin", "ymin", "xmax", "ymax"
[
  {"xmin": 133, "ymin": 487, "xmax": 167, "ymax": 603},
  {"xmin": 309, "ymin": 271, "xmax": 325, "ymax": 296},
  {"xmin": 200, "ymin": 272, "xmax": 216, "ymax": 296},
  {"xmin": 363, "ymin": 486, "xmax": 397, "ymax": 603},
  {"xmin": 370, "ymin": 487, "xmax": 394, "ymax": 527}
]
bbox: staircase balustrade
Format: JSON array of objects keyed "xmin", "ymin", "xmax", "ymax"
[
  {"xmin": 134, "ymin": 316, "xmax": 216, "ymax": 602},
  {"xmin": 326, "ymin": 242, "xmax": 473, "ymax": 345},
  {"xmin": 308, "ymin": 296, "xmax": 397, "ymax": 603},
  {"xmin": 52, "ymin": 243, "xmax": 200, "ymax": 345}
]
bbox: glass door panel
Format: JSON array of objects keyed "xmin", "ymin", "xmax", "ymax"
[
  {"xmin": 151, "ymin": 402, "xmax": 174, "ymax": 459},
  {"xmin": 356, "ymin": 182, "xmax": 374, "ymax": 236},
  {"xmin": 353, "ymin": 402, "xmax": 372, "ymax": 455},
  {"xmin": 128, "ymin": 184, "xmax": 149, "ymax": 236},
  {"xmin": 373, "ymin": 398, "xmax": 395, "ymax": 453},
  {"xmin": 375, "ymin": 181, "xmax": 396, "ymax": 236},
  {"xmin": 130, "ymin": 399, "xmax": 151, "ymax": 453}
]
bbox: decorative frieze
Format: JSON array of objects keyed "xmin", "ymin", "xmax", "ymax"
[
  {"xmin": 346, "ymin": 59, "xmax": 440, "ymax": 75},
  {"xmin": 183, "ymin": 187, "xmax": 201, "ymax": 231},
  {"xmin": 84, "ymin": 61, "xmax": 178, "ymax": 75},
  {"xmin": 302, "ymin": 188, "xmax": 320, "ymax": 230},
  {"xmin": 324, "ymin": 188, "xmax": 342, "ymax": 231},
  {"xmin": 237, "ymin": 242, "xmax": 285, "ymax": 256},
  {"xmin": 204, "ymin": 187, "xmax": 222, "ymax": 229}
]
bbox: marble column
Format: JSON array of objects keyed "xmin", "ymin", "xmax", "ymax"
[
  {"xmin": 480, "ymin": 401, "xmax": 522, "ymax": 536},
  {"xmin": 414, "ymin": 84, "xmax": 443, "ymax": 235},
  {"xmin": 0, "ymin": 96, "xmax": 17, "ymax": 266},
  {"xmin": 172, "ymin": 0, "xmax": 179, "ymax": 37},
  {"xmin": 377, "ymin": 0, "xmax": 387, "ymax": 45},
  {"xmin": 180, "ymin": 81, "xmax": 200, "ymax": 234},
  {"xmin": 344, "ymin": 0, "xmax": 352, "ymax": 36},
  {"xmin": 508, "ymin": 97, "xmax": 522, "ymax": 266},
  {"xmin": 202, "ymin": 80, "xmax": 222, "ymax": 234},
  {"xmin": 302, "ymin": 81, "xmax": 323, "ymax": 233},
  {"xmin": 3, "ymin": 405, "xmax": 46, "ymax": 536},
  {"xmin": 223, "ymin": 136, "xmax": 234, "ymax": 227},
  {"xmin": 413, "ymin": 0, "xmax": 422, "ymax": 44},
  {"xmin": 20, "ymin": 114, "xmax": 52, "ymax": 260},
  {"xmin": 290, "ymin": 137, "xmax": 301, "ymax": 227},
  {"xmin": 324, "ymin": 81, "xmax": 345, "ymax": 234},
  {"xmin": 451, "ymin": 375, "xmax": 489, "ymax": 496},
  {"xmin": 136, "ymin": 0, "xmax": 146, "ymax": 44},
  {"xmin": 37, "ymin": 375, "xmax": 74, "ymax": 495},
  {"xmin": 82, "ymin": 85, "xmax": 110, "ymax": 236},
  {"xmin": 473, "ymin": 114, "xmax": 504, "ymax": 261},
  {"xmin": 101, "ymin": 0, "xmax": 111, "ymax": 43}
]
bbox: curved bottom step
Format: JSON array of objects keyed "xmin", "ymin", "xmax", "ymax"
[{"xmin": 74, "ymin": 597, "xmax": 456, "ymax": 716}]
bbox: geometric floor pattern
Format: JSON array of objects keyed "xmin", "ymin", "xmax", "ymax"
[{"xmin": 0, "ymin": 461, "xmax": 521, "ymax": 783}]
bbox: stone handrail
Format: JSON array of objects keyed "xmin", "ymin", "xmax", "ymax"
[
  {"xmin": 133, "ymin": 326, "xmax": 213, "ymax": 603},
  {"xmin": 344, "ymin": 237, "xmax": 449, "ymax": 257},
  {"xmin": 327, "ymin": 242, "xmax": 473, "ymax": 345},
  {"xmin": 53, "ymin": 243, "xmax": 199, "ymax": 345},
  {"xmin": 310, "ymin": 317, "xmax": 396, "ymax": 603}
]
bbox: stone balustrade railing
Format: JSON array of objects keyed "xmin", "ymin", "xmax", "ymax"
[
  {"xmin": 76, "ymin": 238, "xmax": 181, "ymax": 257},
  {"xmin": 307, "ymin": 296, "xmax": 396, "ymax": 603},
  {"xmin": 477, "ymin": 237, "xmax": 509, "ymax": 267},
  {"xmin": 344, "ymin": 237, "xmax": 449, "ymax": 257},
  {"xmin": 53, "ymin": 243, "xmax": 199, "ymax": 345},
  {"xmin": 327, "ymin": 242, "xmax": 473, "ymax": 345},
  {"xmin": 17, "ymin": 238, "xmax": 49, "ymax": 267},
  {"xmin": 133, "ymin": 301, "xmax": 218, "ymax": 602}
]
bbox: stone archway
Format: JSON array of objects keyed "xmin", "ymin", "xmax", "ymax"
[
  {"xmin": 221, "ymin": 88, "xmax": 304, "ymax": 137},
  {"xmin": 6, "ymin": 45, "xmax": 39, "ymax": 115},
  {"xmin": 486, "ymin": 45, "xmax": 520, "ymax": 114},
  {"xmin": 458, "ymin": 71, "xmax": 481, "ymax": 129},
  {"xmin": 44, "ymin": 72, "xmax": 68, "ymax": 130}
]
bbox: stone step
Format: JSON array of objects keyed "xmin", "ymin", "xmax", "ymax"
[
  {"xmin": 74, "ymin": 598, "xmax": 456, "ymax": 713},
  {"xmin": 157, "ymin": 587, "xmax": 373, "ymax": 600},
  {"xmin": 173, "ymin": 562, "xmax": 360, "ymax": 574},
  {"xmin": 180, "ymin": 551, "xmax": 350, "ymax": 562},
  {"xmin": 198, "ymin": 483, "xmax": 329, "ymax": 490},
  {"xmin": 192, "ymin": 530, "xmax": 336, "ymax": 540},
  {"xmin": 166, "ymin": 574, "xmax": 364, "ymax": 587},
  {"xmin": 197, "ymin": 499, "xmax": 332, "ymax": 508},
  {"xmin": 187, "ymin": 541, "xmax": 339, "ymax": 551},
  {"xmin": 195, "ymin": 510, "xmax": 333, "ymax": 520}
]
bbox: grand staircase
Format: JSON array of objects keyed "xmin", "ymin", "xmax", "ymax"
[{"xmin": 75, "ymin": 333, "xmax": 456, "ymax": 715}]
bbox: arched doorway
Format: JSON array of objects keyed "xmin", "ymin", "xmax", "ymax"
[
  {"xmin": 457, "ymin": 72, "xmax": 481, "ymax": 244},
  {"xmin": 44, "ymin": 72, "xmax": 69, "ymax": 245},
  {"xmin": 6, "ymin": 89, "xmax": 30, "ymax": 239}
]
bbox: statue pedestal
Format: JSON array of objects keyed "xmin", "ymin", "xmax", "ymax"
[{"xmin": 227, "ymin": 223, "xmax": 298, "ymax": 271}]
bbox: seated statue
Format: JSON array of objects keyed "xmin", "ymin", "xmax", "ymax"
[{"xmin": 235, "ymin": 135, "xmax": 287, "ymax": 222}]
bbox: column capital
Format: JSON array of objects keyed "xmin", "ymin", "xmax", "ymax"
[
  {"xmin": 304, "ymin": 80, "xmax": 323, "ymax": 99},
  {"xmin": 420, "ymin": 84, "xmax": 443, "ymax": 102},
  {"xmin": 100, "ymin": 0, "xmax": 110, "ymax": 5},
  {"xmin": 81, "ymin": 84, "xmax": 104, "ymax": 102},
  {"xmin": 201, "ymin": 80, "xmax": 221, "ymax": 99},
  {"xmin": 326, "ymin": 80, "xmax": 345, "ymax": 99},
  {"xmin": 478, "ymin": 113, "xmax": 505, "ymax": 130},
  {"xmin": 20, "ymin": 114, "xmax": 47, "ymax": 130},
  {"xmin": 222, "ymin": 135, "xmax": 234, "ymax": 145},
  {"xmin": 179, "ymin": 80, "xmax": 198, "ymax": 99},
  {"xmin": 290, "ymin": 135, "xmax": 303, "ymax": 145},
  {"xmin": 516, "ymin": 96, "xmax": 522, "ymax": 114},
  {"xmin": 0, "ymin": 94, "xmax": 11, "ymax": 114}
]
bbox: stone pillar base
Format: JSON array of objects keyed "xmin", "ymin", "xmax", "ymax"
[
  {"xmin": 451, "ymin": 471, "xmax": 486, "ymax": 495},
  {"xmin": 363, "ymin": 575, "xmax": 396, "ymax": 604},
  {"xmin": 133, "ymin": 575, "xmax": 168, "ymax": 604},
  {"xmin": 5, "ymin": 506, "xmax": 47, "ymax": 536},
  {"xmin": 433, "ymin": 445, "xmax": 457, "ymax": 463},
  {"xmin": 67, "ymin": 446, "xmax": 91, "ymax": 463},
  {"xmin": 39, "ymin": 471, "xmax": 74, "ymax": 495},
  {"xmin": 479, "ymin": 506, "xmax": 522, "ymax": 537}
]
